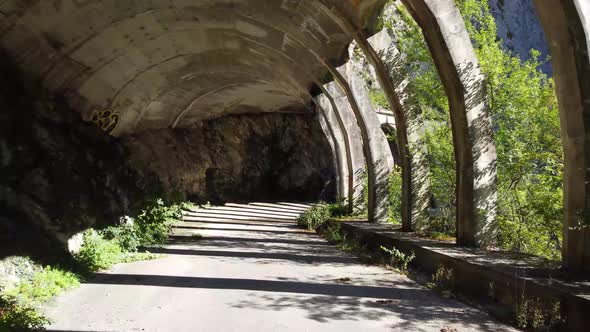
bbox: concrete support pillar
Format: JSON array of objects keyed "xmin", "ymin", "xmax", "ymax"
[
  {"xmin": 318, "ymin": 82, "xmax": 367, "ymax": 212},
  {"xmin": 369, "ymin": 30, "xmax": 431, "ymax": 231},
  {"xmin": 533, "ymin": 0, "xmax": 590, "ymax": 274},
  {"xmin": 317, "ymin": 104, "xmax": 347, "ymax": 203},
  {"xmin": 315, "ymin": 87, "xmax": 356, "ymax": 208},
  {"xmin": 342, "ymin": 51, "xmax": 396, "ymax": 223},
  {"xmin": 321, "ymin": 82, "xmax": 367, "ymax": 212},
  {"xmin": 324, "ymin": 64, "xmax": 393, "ymax": 223},
  {"xmin": 314, "ymin": 0, "xmax": 413, "ymax": 229},
  {"xmin": 401, "ymin": 0, "xmax": 498, "ymax": 247}
]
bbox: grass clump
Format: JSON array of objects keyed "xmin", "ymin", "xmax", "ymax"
[
  {"xmin": 0, "ymin": 199, "xmax": 190, "ymax": 330},
  {"xmin": 4, "ymin": 267, "xmax": 79, "ymax": 304},
  {"xmin": 1, "ymin": 266, "xmax": 79, "ymax": 331},
  {"xmin": 296, "ymin": 203, "xmax": 330, "ymax": 230},
  {"xmin": 427, "ymin": 265, "xmax": 455, "ymax": 298}
]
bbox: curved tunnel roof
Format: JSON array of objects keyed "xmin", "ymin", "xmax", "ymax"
[{"xmin": 0, "ymin": 0, "xmax": 385, "ymax": 136}]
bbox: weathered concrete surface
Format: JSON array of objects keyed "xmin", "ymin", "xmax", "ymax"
[
  {"xmin": 401, "ymin": 0, "xmax": 498, "ymax": 248},
  {"xmin": 340, "ymin": 43, "xmax": 396, "ymax": 224},
  {"xmin": 368, "ymin": 30, "xmax": 431, "ymax": 231},
  {"xmin": 322, "ymin": 82, "xmax": 367, "ymax": 212},
  {"xmin": 0, "ymin": 0, "xmax": 384, "ymax": 136},
  {"xmin": 45, "ymin": 203, "xmax": 516, "ymax": 331},
  {"xmin": 327, "ymin": 219, "xmax": 590, "ymax": 331},
  {"xmin": 533, "ymin": 0, "xmax": 590, "ymax": 275},
  {"xmin": 317, "ymin": 99, "xmax": 349, "ymax": 204}
]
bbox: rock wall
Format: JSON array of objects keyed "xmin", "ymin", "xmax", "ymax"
[
  {"xmin": 0, "ymin": 53, "xmax": 335, "ymax": 261},
  {"xmin": 125, "ymin": 113, "xmax": 336, "ymax": 204},
  {"xmin": 489, "ymin": 0, "xmax": 552, "ymax": 75},
  {"xmin": 0, "ymin": 54, "xmax": 164, "ymax": 261}
]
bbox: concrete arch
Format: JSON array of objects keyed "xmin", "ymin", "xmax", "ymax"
[
  {"xmin": 1, "ymin": 0, "xmax": 396, "ymax": 224},
  {"xmin": 400, "ymin": 0, "xmax": 498, "ymax": 247},
  {"xmin": 322, "ymin": 61, "xmax": 393, "ymax": 223},
  {"xmin": 313, "ymin": 0, "xmax": 433, "ymax": 230},
  {"xmin": 533, "ymin": 0, "xmax": 590, "ymax": 274},
  {"xmin": 368, "ymin": 31, "xmax": 431, "ymax": 231},
  {"xmin": 316, "ymin": 101, "xmax": 348, "ymax": 203},
  {"xmin": 321, "ymin": 82, "xmax": 367, "ymax": 212}
]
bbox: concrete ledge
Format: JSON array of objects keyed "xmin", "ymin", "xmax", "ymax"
[{"xmin": 326, "ymin": 219, "xmax": 590, "ymax": 331}]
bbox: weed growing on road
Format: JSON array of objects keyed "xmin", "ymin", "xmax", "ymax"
[
  {"xmin": 427, "ymin": 265, "xmax": 455, "ymax": 298},
  {"xmin": 380, "ymin": 246, "xmax": 415, "ymax": 274}
]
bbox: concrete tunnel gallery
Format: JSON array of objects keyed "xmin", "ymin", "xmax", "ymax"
[{"xmin": 0, "ymin": 0, "xmax": 589, "ymax": 331}]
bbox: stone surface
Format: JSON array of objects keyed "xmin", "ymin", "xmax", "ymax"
[
  {"xmin": 366, "ymin": 29, "xmax": 431, "ymax": 230},
  {"xmin": 45, "ymin": 203, "xmax": 516, "ymax": 332},
  {"xmin": 124, "ymin": 112, "xmax": 335, "ymax": 204},
  {"xmin": 0, "ymin": 256, "xmax": 39, "ymax": 291},
  {"xmin": 0, "ymin": 53, "xmax": 163, "ymax": 261},
  {"xmin": 339, "ymin": 41, "xmax": 396, "ymax": 224},
  {"xmin": 0, "ymin": 54, "xmax": 335, "ymax": 262},
  {"xmin": 489, "ymin": 0, "xmax": 552, "ymax": 74}
]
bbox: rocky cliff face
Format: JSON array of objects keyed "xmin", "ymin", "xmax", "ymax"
[
  {"xmin": 381, "ymin": 0, "xmax": 552, "ymax": 74},
  {"xmin": 489, "ymin": 0, "xmax": 552, "ymax": 74},
  {"xmin": 0, "ymin": 54, "xmax": 335, "ymax": 261},
  {"xmin": 0, "ymin": 54, "xmax": 166, "ymax": 261},
  {"xmin": 125, "ymin": 113, "xmax": 336, "ymax": 204}
]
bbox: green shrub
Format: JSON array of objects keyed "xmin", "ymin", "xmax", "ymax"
[
  {"xmin": 388, "ymin": 167, "xmax": 403, "ymax": 224},
  {"xmin": 75, "ymin": 230, "xmax": 124, "ymax": 272},
  {"xmin": 178, "ymin": 201, "xmax": 196, "ymax": 211},
  {"xmin": 296, "ymin": 204, "xmax": 331, "ymax": 230},
  {"xmin": 0, "ymin": 295, "xmax": 49, "ymax": 332},
  {"xmin": 135, "ymin": 199, "xmax": 182, "ymax": 245},
  {"xmin": 100, "ymin": 223, "xmax": 140, "ymax": 252},
  {"xmin": 428, "ymin": 265, "xmax": 455, "ymax": 298},
  {"xmin": 0, "ymin": 266, "xmax": 79, "ymax": 331},
  {"xmin": 328, "ymin": 204, "xmax": 349, "ymax": 218}
]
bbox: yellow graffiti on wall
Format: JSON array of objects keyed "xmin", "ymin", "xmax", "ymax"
[{"xmin": 91, "ymin": 109, "xmax": 120, "ymax": 134}]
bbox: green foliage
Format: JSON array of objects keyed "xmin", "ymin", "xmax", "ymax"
[
  {"xmin": 383, "ymin": 0, "xmax": 563, "ymax": 259},
  {"xmin": 0, "ymin": 199, "xmax": 185, "ymax": 330},
  {"xmin": 380, "ymin": 245, "xmax": 415, "ymax": 273},
  {"xmin": 75, "ymin": 230, "xmax": 125, "ymax": 272},
  {"xmin": 100, "ymin": 223, "xmax": 140, "ymax": 252},
  {"xmin": 369, "ymin": 89, "xmax": 389, "ymax": 109},
  {"xmin": 296, "ymin": 204, "xmax": 331, "ymax": 230},
  {"xmin": 328, "ymin": 204, "xmax": 349, "ymax": 218},
  {"xmin": 4, "ymin": 267, "xmax": 79, "ymax": 304},
  {"xmin": 0, "ymin": 266, "xmax": 79, "ymax": 331},
  {"xmin": 177, "ymin": 201, "xmax": 197, "ymax": 211},
  {"xmin": 0, "ymin": 295, "xmax": 49, "ymax": 331},
  {"xmin": 516, "ymin": 296, "xmax": 563, "ymax": 330},
  {"xmin": 135, "ymin": 199, "xmax": 182, "ymax": 245},
  {"xmin": 388, "ymin": 167, "xmax": 403, "ymax": 224}
]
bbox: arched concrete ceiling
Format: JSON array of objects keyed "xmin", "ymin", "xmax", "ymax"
[{"xmin": 0, "ymin": 0, "xmax": 385, "ymax": 135}]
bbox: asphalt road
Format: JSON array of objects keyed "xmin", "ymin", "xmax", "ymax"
[{"xmin": 45, "ymin": 202, "xmax": 516, "ymax": 332}]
